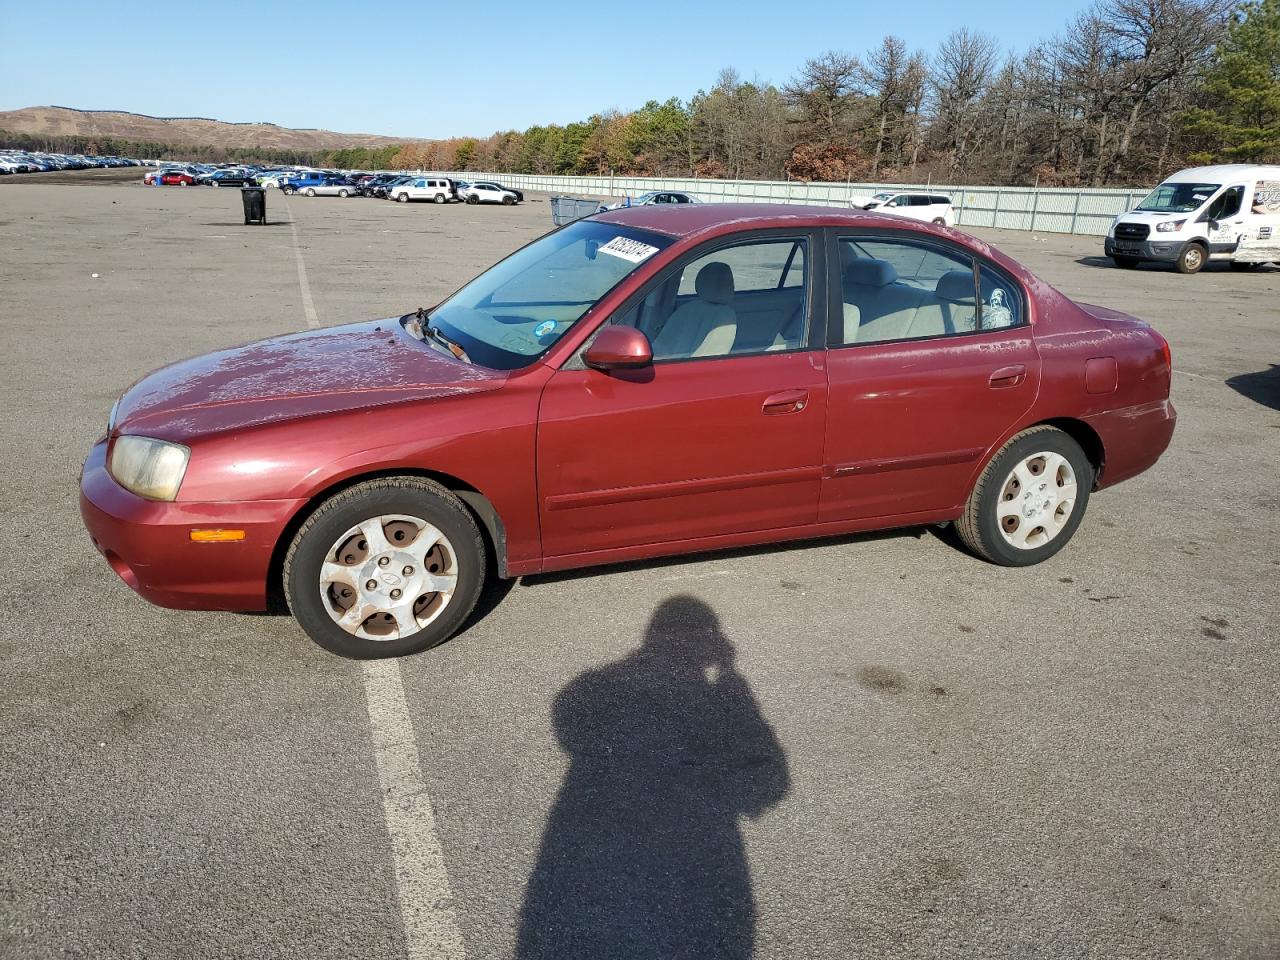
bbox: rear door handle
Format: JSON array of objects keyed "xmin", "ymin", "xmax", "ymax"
[
  {"xmin": 988, "ymin": 364, "xmax": 1026, "ymax": 388},
  {"xmin": 762, "ymin": 389, "xmax": 809, "ymax": 415}
]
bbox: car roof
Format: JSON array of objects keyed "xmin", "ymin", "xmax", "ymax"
[{"xmin": 594, "ymin": 202, "xmax": 941, "ymax": 239}]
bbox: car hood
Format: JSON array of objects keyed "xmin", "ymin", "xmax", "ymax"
[{"xmin": 113, "ymin": 318, "xmax": 506, "ymax": 441}]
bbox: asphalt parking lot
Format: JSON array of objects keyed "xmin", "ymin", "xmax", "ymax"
[{"xmin": 1, "ymin": 171, "xmax": 1277, "ymax": 960}]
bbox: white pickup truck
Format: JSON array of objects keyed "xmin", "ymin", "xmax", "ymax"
[{"xmin": 1105, "ymin": 164, "xmax": 1280, "ymax": 274}]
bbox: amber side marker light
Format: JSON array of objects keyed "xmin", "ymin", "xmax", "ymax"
[{"xmin": 189, "ymin": 529, "xmax": 246, "ymax": 542}]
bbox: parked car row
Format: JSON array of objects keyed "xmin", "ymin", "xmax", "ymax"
[{"xmin": 0, "ymin": 150, "xmax": 146, "ymax": 174}]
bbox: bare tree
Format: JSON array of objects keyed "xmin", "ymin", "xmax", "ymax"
[
  {"xmin": 928, "ymin": 28, "xmax": 1000, "ymax": 177},
  {"xmin": 784, "ymin": 51, "xmax": 863, "ymax": 143}
]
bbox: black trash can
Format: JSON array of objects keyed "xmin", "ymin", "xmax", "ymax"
[{"xmin": 240, "ymin": 185, "xmax": 267, "ymax": 225}]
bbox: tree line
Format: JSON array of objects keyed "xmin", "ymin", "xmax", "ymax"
[{"xmin": 392, "ymin": 0, "xmax": 1279, "ymax": 186}]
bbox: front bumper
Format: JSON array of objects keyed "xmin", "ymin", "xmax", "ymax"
[
  {"xmin": 1104, "ymin": 236, "xmax": 1184, "ymax": 262},
  {"xmin": 79, "ymin": 441, "xmax": 305, "ymax": 611}
]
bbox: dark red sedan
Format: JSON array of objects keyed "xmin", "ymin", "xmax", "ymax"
[
  {"xmin": 159, "ymin": 171, "xmax": 196, "ymax": 186},
  {"xmin": 80, "ymin": 205, "xmax": 1175, "ymax": 657}
]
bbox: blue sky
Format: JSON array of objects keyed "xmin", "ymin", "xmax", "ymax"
[{"xmin": 2, "ymin": 0, "xmax": 1094, "ymax": 139}]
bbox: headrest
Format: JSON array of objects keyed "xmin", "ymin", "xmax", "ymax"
[
  {"xmin": 844, "ymin": 258, "xmax": 898, "ymax": 287},
  {"xmin": 936, "ymin": 270, "xmax": 976, "ymax": 303},
  {"xmin": 695, "ymin": 262, "xmax": 735, "ymax": 304}
]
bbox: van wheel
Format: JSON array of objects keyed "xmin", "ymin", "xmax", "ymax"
[
  {"xmin": 1112, "ymin": 256, "xmax": 1139, "ymax": 269},
  {"xmin": 434, "ymin": 193, "xmax": 446, "ymax": 203},
  {"xmin": 956, "ymin": 426, "xmax": 1092, "ymax": 567},
  {"xmin": 1176, "ymin": 243, "xmax": 1206, "ymax": 274}
]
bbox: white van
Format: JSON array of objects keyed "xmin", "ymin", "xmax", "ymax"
[{"xmin": 1106, "ymin": 164, "xmax": 1280, "ymax": 273}]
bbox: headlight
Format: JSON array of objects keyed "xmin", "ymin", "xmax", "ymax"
[
  {"xmin": 1156, "ymin": 219, "xmax": 1186, "ymax": 233},
  {"xmin": 107, "ymin": 399, "xmax": 119, "ymax": 433},
  {"xmin": 108, "ymin": 436, "xmax": 190, "ymax": 501}
]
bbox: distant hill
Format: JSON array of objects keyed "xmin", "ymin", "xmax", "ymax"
[{"xmin": 0, "ymin": 106, "xmax": 418, "ymax": 151}]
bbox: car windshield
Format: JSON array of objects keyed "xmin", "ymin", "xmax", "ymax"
[
  {"xmin": 419, "ymin": 220, "xmax": 674, "ymax": 371},
  {"xmin": 872, "ymin": 192, "xmax": 897, "ymax": 202},
  {"xmin": 1136, "ymin": 182, "xmax": 1220, "ymax": 213}
]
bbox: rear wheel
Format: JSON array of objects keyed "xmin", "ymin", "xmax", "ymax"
[
  {"xmin": 283, "ymin": 186, "xmax": 295, "ymax": 195},
  {"xmin": 1112, "ymin": 256, "xmax": 1139, "ymax": 269},
  {"xmin": 1176, "ymin": 243, "xmax": 1205, "ymax": 274},
  {"xmin": 956, "ymin": 426, "xmax": 1092, "ymax": 567},
  {"xmin": 434, "ymin": 193, "xmax": 446, "ymax": 204},
  {"xmin": 338, "ymin": 189, "xmax": 349, "ymax": 198},
  {"xmin": 305, "ymin": 187, "xmax": 316, "ymax": 197},
  {"xmin": 284, "ymin": 478, "xmax": 486, "ymax": 659},
  {"xmin": 397, "ymin": 192, "xmax": 409, "ymax": 203},
  {"xmin": 932, "ymin": 216, "xmax": 945, "ymax": 225}
]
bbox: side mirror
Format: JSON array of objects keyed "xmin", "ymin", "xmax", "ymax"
[{"xmin": 583, "ymin": 326, "xmax": 653, "ymax": 371}]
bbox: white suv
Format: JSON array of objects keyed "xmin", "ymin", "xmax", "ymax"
[
  {"xmin": 391, "ymin": 178, "xmax": 457, "ymax": 203},
  {"xmin": 460, "ymin": 183, "xmax": 518, "ymax": 205},
  {"xmin": 854, "ymin": 191, "xmax": 956, "ymax": 226}
]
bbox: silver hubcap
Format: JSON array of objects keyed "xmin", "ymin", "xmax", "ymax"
[
  {"xmin": 1185, "ymin": 249, "xmax": 1202, "ymax": 269},
  {"xmin": 996, "ymin": 452, "xmax": 1077, "ymax": 550},
  {"xmin": 318, "ymin": 514, "xmax": 458, "ymax": 641}
]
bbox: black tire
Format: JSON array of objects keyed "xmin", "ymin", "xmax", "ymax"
[
  {"xmin": 397, "ymin": 192, "xmax": 409, "ymax": 203},
  {"xmin": 305, "ymin": 187, "xmax": 316, "ymax": 197},
  {"xmin": 955, "ymin": 426, "xmax": 1092, "ymax": 567},
  {"xmin": 502, "ymin": 196, "xmax": 515, "ymax": 206},
  {"xmin": 1176, "ymin": 242, "xmax": 1206, "ymax": 274},
  {"xmin": 284, "ymin": 477, "xmax": 487, "ymax": 659},
  {"xmin": 434, "ymin": 193, "xmax": 446, "ymax": 204},
  {"xmin": 466, "ymin": 194, "xmax": 479, "ymax": 204},
  {"xmin": 283, "ymin": 186, "xmax": 294, "ymax": 195},
  {"xmin": 1112, "ymin": 255, "xmax": 1139, "ymax": 269},
  {"xmin": 932, "ymin": 216, "xmax": 945, "ymax": 225},
  {"xmin": 338, "ymin": 189, "xmax": 348, "ymax": 198}
]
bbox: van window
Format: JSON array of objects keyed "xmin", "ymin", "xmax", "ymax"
[
  {"xmin": 1137, "ymin": 182, "xmax": 1221, "ymax": 213},
  {"xmin": 1206, "ymin": 186, "xmax": 1244, "ymax": 221}
]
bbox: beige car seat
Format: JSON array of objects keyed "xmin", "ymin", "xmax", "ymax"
[{"xmin": 652, "ymin": 262, "xmax": 737, "ymax": 359}]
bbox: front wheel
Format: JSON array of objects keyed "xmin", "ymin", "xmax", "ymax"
[
  {"xmin": 956, "ymin": 426, "xmax": 1092, "ymax": 567},
  {"xmin": 1176, "ymin": 243, "xmax": 1206, "ymax": 274},
  {"xmin": 283, "ymin": 186, "xmax": 294, "ymax": 195},
  {"xmin": 434, "ymin": 193, "xmax": 446, "ymax": 204},
  {"xmin": 397, "ymin": 193, "xmax": 409, "ymax": 203},
  {"xmin": 466, "ymin": 194, "xmax": 479, "ymax": 204},
  {"xmin": 1112, "ymin": 256, "xmax": 1139, "ymax": 269},
  {"xmin": 284, "ymin": 478, "xmax": 486, "ymax": 659},
  {"xmin": 338, "ymin": 189, "xmax": 348, "ymax": 197},
  {"xmin": 305, "ymin": 188, "xmax": 316, "ymax": 197},
  {"xmin": 502, "ymin": 196, "xmax": 515, "ymax": 206}
]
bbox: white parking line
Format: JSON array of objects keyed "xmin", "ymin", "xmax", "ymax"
[
  {"xmin": 283, "ymin": 196, "xmax": 320, "ymax": 329},
  {"xmin": 362, "ymin": 659, "xmax": 468, "ymax": 960},
  {"xmin": 284, "ymin": 215, "xmax": 465, "ymax": 956}
]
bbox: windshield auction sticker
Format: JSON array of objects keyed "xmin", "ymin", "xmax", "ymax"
[{"xmin": 598, "ymin": 236, "xmax": 660, "ymax": 263}]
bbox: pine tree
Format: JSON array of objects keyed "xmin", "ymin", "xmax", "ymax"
[{"xmin": 1185, "ymin": 0, "xmax": 1280, "ymax": 161}]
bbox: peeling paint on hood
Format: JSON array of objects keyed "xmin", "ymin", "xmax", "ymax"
[{"xmin": 113, "ymin": 318, "xmax": 506, "ymax": 441}]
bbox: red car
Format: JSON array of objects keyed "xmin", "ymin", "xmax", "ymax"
[
  {"xmin": 80, "ymin": 205, "xmax": 1175, "ymax": 658},
  {"xmin": 158, "ymin": 171, "xmax": 196, "ymax": 186}
]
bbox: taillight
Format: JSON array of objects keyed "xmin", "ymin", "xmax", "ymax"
[{"xmin": 1158, "ymin": 333, "xmax": 1171, "ymax": 372}]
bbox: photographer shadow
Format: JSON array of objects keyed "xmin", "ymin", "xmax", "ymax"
[{"xmin": 516, "ymin": 595, "xmax": 790, "ymax": 960}]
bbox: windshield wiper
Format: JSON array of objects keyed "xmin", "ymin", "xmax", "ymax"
[{"xmin": 419, "ymin": 311, "xmax": 471, "ymax": 363}]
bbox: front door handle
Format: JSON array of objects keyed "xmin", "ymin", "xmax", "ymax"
[
  {"xmin": 988, "ymin": 364, "xmax": 1026, "ymax": 388},
  {"xmin": 762, "ymin": 389, "xmax": 809, "ymax": 415}
]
